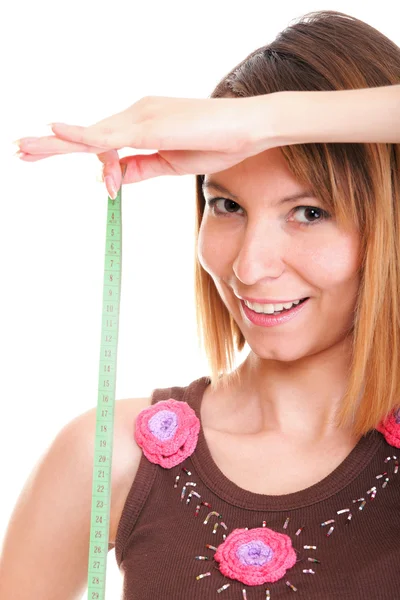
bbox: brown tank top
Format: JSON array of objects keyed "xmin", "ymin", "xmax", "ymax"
[{"xmin": 113, "ymin": 375, "xmax": 400, "ymax": 599}]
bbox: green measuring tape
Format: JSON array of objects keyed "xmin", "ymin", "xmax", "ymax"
[{"xmin": 87, "ymin": 186, "xmax": 122, "ymax": 599}]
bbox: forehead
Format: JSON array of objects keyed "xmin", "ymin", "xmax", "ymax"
[
  {"xmin": 201, "ymin": 148, "xmax": 315, "ymax": 204},
  {"xmin": 202, "ymin": 147, "xmax": 300, "ymax": 189}
]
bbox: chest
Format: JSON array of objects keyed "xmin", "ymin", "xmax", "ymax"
[
  {"xmin": 203, "ymin": 427, "xmax": 357, "ymax": 495},
  {"xmin": 120, "ymin": 449, "xmax": 400, "ymax": 600}
]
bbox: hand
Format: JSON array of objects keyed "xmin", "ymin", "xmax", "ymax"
[{"xmin": 14, "ymin": 95, "xmax": 277, "ymax": 198}]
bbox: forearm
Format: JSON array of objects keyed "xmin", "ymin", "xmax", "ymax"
[{"xmin": 268, "ymin": 84, "xmax": 400, "ymax": 146}]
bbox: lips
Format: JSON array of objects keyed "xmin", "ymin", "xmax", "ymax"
[{"xmin": 240, "ymin": 297, "xmax": 310, "ymax": 327}]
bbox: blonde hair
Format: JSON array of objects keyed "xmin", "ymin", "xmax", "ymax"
[{"xmin": 194, "ymin": 10, "xmax": 400, "ymax": 438}]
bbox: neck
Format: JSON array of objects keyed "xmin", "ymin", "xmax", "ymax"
[{"xmin": 219, "ymin": 337, "xmax": 358, "ymax": 444}]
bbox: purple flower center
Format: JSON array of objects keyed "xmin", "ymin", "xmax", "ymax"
[
  {"xmin": 148, "ymin": 410, "xmax": 178, "ymax": 441},
  {"xmin": 236, "ymin": 540, "xmax": 274, "ymax": 566},
  {"xmin": 395, "ymin": 407, "xmax": 400, "ymax": 424}
]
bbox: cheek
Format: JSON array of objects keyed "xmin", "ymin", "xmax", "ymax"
[
  {"xmin": 294, "ymin": 233, "xmax": 360, "ymax": 287},
  {"xmin": 198, "ymin": 218, "xmax": 361, "ymax": 291},
  {"xmin": 197, "ymin": 219, "xmax": 232, "ymax": 275},
  {"xmin": 197, "ymin": 223, "xmax": 211, "ymax": 273}
]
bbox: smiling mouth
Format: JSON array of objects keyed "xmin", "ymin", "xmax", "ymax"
[
  {"xmin": 240, "ymin": 297, "xmax": 311, "ymax": 327},
  {"xmin": 244, "ymin": 297, "xmax": 309, "ymax": 314}
]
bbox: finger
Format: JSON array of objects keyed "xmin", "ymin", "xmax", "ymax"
[
  {"xmin": 50, "ymin": 115, "xmax": 145, "ymax": 150},
  {"xmin": 96, "ymin": 149, "xmax": 122, "ymax": 197},
  {"xmin": 16, "ymin": 152, "xmax": 58, "ymax": 162},
  {"xmin": 96, "ymin": 149, "xmax": 120, "ymax": 166},
  {"xmin": 17, "ymin": 135, "xmax": 110, "ymax": 155},
  {"xmin": 114, "ymin": 152, "xmax": 181, "ymax": 187},
  {"xmin": 50, "ymin": 119, "xmax": 181, "ymax": 152},
  {"xmin": 51, "ymin": 102, "xmax": 153, "ymax": 149},
  {"xmin": 14, "ymin": 148, "xmax": 119, "ymax": 164}
]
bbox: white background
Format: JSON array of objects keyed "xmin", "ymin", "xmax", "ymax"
[{"xmin": 2, "ymin": 1, "xmax": 398, "ymax": 597}]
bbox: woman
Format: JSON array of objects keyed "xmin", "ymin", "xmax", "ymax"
[{"xmin": 5, "ymin": 9, "xmax": 400, "ymax": 599}]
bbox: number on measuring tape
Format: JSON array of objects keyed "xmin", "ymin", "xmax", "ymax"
[{"xmin": 87, "ymin": 189, "xmax": 122, "ymax": 600}]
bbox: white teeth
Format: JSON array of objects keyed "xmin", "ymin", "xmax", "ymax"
[{"xmin": 244, "ymin": 299, "xmax": 302, "ymax": 314}]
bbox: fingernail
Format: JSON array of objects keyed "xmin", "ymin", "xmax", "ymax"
[
  {"xmin": 46, "ymin": 123, "xmax": 69, "ymax": 134},
  {"xmin": 105, "ymin": 175, "xmax": 118, "ymax": 200},
  {"xmin": 121, "ymin": 163, "xmax": 128, "ymax": 181},
  {"xmin": 12, "ymin": 137, "xmax": 38, "ymax": 149}
]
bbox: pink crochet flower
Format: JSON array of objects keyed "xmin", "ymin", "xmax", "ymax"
[
  {"xmin": 134, "ymin": 399, "xmax": 200, "ymax": 468},
  {"xmin": 376, "ymin": 407, "xmax": 400, "ymax": 448},
  {"xmin": 214, "ymin": 527, "xmax": 297, "ymax": 586}
]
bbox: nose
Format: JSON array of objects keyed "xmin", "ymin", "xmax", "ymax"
[{"xmin": 232, "ymin": 223, "xmax": 287, "ymax": 285}]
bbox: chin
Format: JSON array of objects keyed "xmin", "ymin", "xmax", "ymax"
[
  {"xmin": 256, "ymin": 349, "xmax": 309, "ymax": 364},
  {"xmin": 245, "ymin": 337, "xmax": 318, "ymax": 364}
]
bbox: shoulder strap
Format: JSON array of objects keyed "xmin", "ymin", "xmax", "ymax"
[
  {"xmin": 151, "ymin": 384, "xmax": 186, "ymax": 405},
  {"xmin": 115, "ymin": 381, "xmax": 190, "ymax": 566}
]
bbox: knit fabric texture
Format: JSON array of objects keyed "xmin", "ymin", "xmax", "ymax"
[
  {"xmin": 134, "ymin": 399, "xmax": 200, "ymax": 468},
  {"xmin": 113, "ymin": 376, "xmax": 400, "ymax": 599}
]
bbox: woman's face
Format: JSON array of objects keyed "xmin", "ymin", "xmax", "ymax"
[{"xmin": 197, "ymin": 147, "xmax": 362, "ymax": 362}]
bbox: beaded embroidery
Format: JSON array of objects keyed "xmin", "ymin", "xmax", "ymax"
[
  {"xmin": 177, "ymin": 449, "xmax": 399, "ymax": 596},
  {"xmin": 135, "ymin": 400, "xmax": 399, "ymax": 595}
]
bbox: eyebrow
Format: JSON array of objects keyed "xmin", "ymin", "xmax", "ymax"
[{"xmin": 201, "ymin": 181, "xmax": 316, "ymax": 205}]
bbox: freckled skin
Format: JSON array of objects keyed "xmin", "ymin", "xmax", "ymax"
[{"xmin": 197, "ymin": 147, "xmax": 361, "ymax": 364}]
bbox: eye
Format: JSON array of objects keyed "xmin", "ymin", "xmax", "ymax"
[
  {"xmin": 291, "ymin": 206, "xmax": 331, "ymax": 226},
  {"xmin": 205, "ymin": 197, "xmax": 244, "ymax": 216},
  {"xmin": 206, "ymin": 197, "xmax": 330, "ymax": 226}
]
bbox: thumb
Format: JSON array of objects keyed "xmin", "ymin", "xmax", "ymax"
[
  {"xmin": 117, "ymin": 152, "xmax": 181, "ymax": 187},
  {"xmin": 98, "ymin": 151, "xmax": 180, "ymax": 198}
]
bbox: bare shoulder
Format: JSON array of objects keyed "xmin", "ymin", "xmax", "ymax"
[
  {"xmin": 71, "ymin": 395, "xmax": 153, "ymax": 546},
  {"xmin": 0, "ymin": 396, "xmax": 152, "ymax": 599},
  {"xmin": 109, "ymin": 396, "xmax": 153, "ymax": 544}
]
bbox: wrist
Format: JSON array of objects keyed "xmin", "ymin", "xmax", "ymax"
[
  {"xmin": 263, "ymin": 90, "xmax": 306, "ymax": 148},
  {"xmin": 259, "ymin": 89, "xmax": 334, "ymax": 148},
  {"xmin": 247, "ymin": 91, "xmax": 295, "ymax": 152}
]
